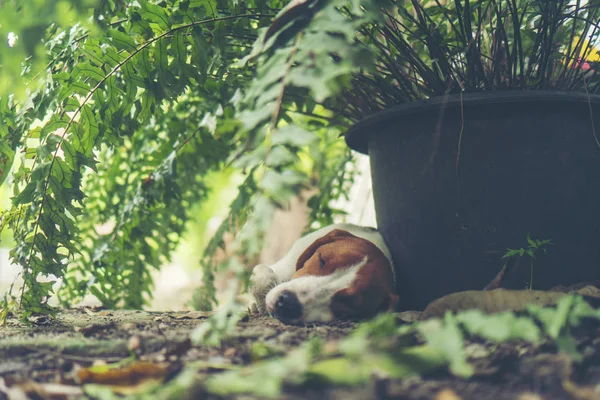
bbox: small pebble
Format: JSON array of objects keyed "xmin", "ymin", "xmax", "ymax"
[
  {"xmin": 435, "ymin": 388, "xmax": 462, "ymax": 400},
  {"xmin": 128, "ymin": 335, "xmax": 141, "ymax": 351},
  {"xmin": 120, "ymin": 322, "xmax": 136, "ymax": 331},
  {"xmin": 519, "ymin": 394, "xmax": 544, "ymax": 400},
  {"xmin": 224, "ymin": 348, "xmax": 236, "ymax": 358}
]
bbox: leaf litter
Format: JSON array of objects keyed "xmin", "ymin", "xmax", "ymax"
[{"xmin": 1, "ymin": 295, "xmax": 600, "ymax": 399}]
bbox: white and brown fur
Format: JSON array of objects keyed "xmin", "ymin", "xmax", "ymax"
[{"xmin": 249, "ymin": 223, "xmax": 398, "ymax": 324}]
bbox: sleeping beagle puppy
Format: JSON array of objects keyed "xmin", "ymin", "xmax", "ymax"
[{"xmin": 249, "ymin": 223, "xmax": 398, "ymax": 324}]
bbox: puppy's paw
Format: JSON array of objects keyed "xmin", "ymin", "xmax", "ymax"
[{"xmin": 249, "ymin": 264, "xmax": 277, "ymax": 315}]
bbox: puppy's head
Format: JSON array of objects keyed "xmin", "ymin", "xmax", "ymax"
[{"xmin": 265, "ymin": 229, "xmax": 398, "ymax": 324}]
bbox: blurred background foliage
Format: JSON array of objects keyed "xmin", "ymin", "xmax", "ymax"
[{"xmin": 0, "ymin": 0, "xmax": 97, "ymax": 98}]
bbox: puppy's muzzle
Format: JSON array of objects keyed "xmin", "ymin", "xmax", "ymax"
[{"xmin": 272, "ymin": 290, "xmax": 302, "ymax": 322}]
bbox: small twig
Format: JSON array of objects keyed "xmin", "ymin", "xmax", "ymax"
[
  {"xmin": 484, "ymin": 257, "xmax": 519, "ymax": 290},
  {"xmin": 21, "ymin": 345, "xmax": 126, "ymax": 363},
  {"xmin": 455, "ymin": 89, "xmax": 465, "ymax": 217},
  {"xmin": 583, "ymin": 73, "xmax": 600, "ymax": 151}
]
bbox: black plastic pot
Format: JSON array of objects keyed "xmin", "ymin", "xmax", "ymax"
[{"xmin": 346, "ymin": 91, "xmax": 600, "ymax": 311}]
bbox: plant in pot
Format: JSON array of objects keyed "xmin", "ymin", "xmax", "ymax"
[{"xmin": 246, "ymin": 0, "xmax": 600, "ymax": 310}]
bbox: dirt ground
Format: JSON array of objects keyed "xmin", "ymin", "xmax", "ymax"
[{"xmin": 1, "ymin": 308, "xmax": 600, "ymax": 399}]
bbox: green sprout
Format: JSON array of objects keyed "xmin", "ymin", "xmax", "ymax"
[{"xmin": 503, "ymin": 235, "xmax": 553, "ymax": 290}]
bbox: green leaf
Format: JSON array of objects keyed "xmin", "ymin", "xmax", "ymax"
[
  {"xmin": 139, "ymin": 0, "xmax": 170, "ymax": 32},
  {"xmin": 155, "ymin": 37, "xmax": 169, "ymax": 75},
  {"xmin": 249, "ymin": 342, "xmax": 285, "ymax": 362},
  {"xmin": 41, "ymin": 114, "xmax": 70, "ymax": 137},
  {"xmin": 528, "ymin": 250, "xmax": 537, "ymax": 258},
  {"xmin": 191, "ymin": 28, "xmax": 209, "ymax": 78},
  {"xmin": 108, "ymin": 29, "xmax": 137, "ymax": 52},
  {"xmin": 271, "ymin": 126, "xmax": 318, "ymax": 148},
  {"xmin": 265, "ymin": 146, "xmax": 297, "ymax": 167},
  {"xmin": 530, "ymin": 295, "xmax": 573, "ymax": 340},
  {"xmin": 308, "ymin": 356, "xmax": 384, "ymax": 385},
  {"xmin": 417, "ymin": 315, "xmax": 474, "ymax": 378},
  {"xmin": 73, "ymin": 64, "xmax": 106, "ymax": 82},
  {"xmin": 190, "ymin": 0, "xmax": 217, "ymax": 15},
  {"xmin": 456, "ymin": 310, "xmax": 542, "ymax": 343},
  {"xmin": 503, "ymin": 249, "xmax": 520, "ymax": 258},
  {"xmin": 123, "ymin": 60, "xmax": 146, "ymax": 88},
  {"xmin": 0, "ymin": 142, "xmax": 15, "ymax": 187},
  {"xmin": 527, "ymin": 233, "xmax": 535, "ymax": 247},
  {"xmin": 309, "ymin": 348, "xmax": 442, "ymax": 385},
  {"xmin": 261, "ymin": 169, "xmax": 306, "ymax": 199},
  {"xmin": 174, "ymin": 30, "xmax": 187, "ymax": 67},
  {"xmin": 12, "ymin": 181, "xmax": 38, "ymax": 205},
  {"xmin": 206, "ymin": 339, "xmax": 320, "ymax": 398}
]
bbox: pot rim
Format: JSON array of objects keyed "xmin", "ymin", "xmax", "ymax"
[{"xmin": 345, "ymin": 90, "xmax": 600, "ymax": 155}]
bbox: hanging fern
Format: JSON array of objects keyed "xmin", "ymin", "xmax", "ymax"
[{"xmin": 0, "ymin": 0, "xmax": 380, "ymax": 318}]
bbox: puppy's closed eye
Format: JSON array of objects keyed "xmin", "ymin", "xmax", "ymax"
[{"xmin": 318, "ymin": 253, "xmax": 326, "ymax": 269}]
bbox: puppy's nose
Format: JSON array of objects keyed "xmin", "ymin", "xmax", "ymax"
[{"xmin": 274, "ymin": 290, "xmax": 302, "ymax": 322}]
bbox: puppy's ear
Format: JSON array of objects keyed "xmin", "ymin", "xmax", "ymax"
[{"xmin": 295, "ymin": 229, "xmax": 355, "ymax": 270}]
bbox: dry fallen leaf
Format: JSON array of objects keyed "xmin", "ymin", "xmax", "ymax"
[
  {"xmin": 560, "ymin": 354, "xmax": 600, "ymax": 400},
  {"xmin": 169, "ymin": 311, "xmax": 214, "ymax": 320},
  {"xmin": 574, "ymin": 285, "xmax": 600, "ymax": 298},
  {"xmin": 76, "ymin": 322, "xmax": 116, "ymax": 337},
  {"xmin": 77, "ymin": 361, "xmax": 168, "ymax": 392},
  {"xmin": 421, "ymin": 289, "xmax": 566, "ymax": 319},
  {"xmin": 396, "ymin": 311, "xmax": 422, "ymax": 324},
  {"xmin": 224, "ymin": 347, "xmax": 237, "ymax": 359},
  {"xmin": 562, "ymin": 379, "xmax": 600, "ymax": 400},
  {"xmin": 551, "ymin": 282, "xmax": 600, "ymax": 296},
  {"xmin": 82, "ymin": 307, "xmax": 98, "ymax": 316},
  {"xmin": 323, "ymin": 340, "xmax": 339, "ymax": 354},
  {"xmin": 98, "ymin": 311, "xmax": 113, "ymax": 316},
  {"xmin": 0, "ymin": 378, "xmax": 83, "ymax": 400}
]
